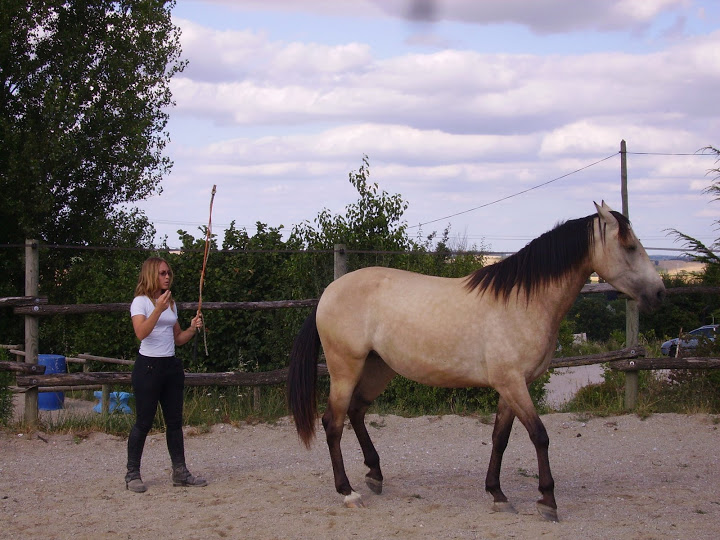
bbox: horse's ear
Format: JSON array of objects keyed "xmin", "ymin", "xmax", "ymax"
[{"xmin": 594, "ymin": 200, "xmax": 619, "ymax": 231}]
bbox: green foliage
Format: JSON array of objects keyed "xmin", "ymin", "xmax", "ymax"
[
  {"xmin": 1, "ymin": 0, "xmax": 185, "ymax": 244},
  {"xmin": 374, "ymin": 372, "xmax": 549, "ymax": 416},
  {"xmin": 566, "ymin": 294, "xmax": 626, "ymax": 341},
  {"xmin": 170, "ymin": 222, "xmax": 302, "ymax": 373},
  {"xmin": 566, "ymin": 363, "xmax": 720, "ymax": 416},
  {"xmin": 556, "ymin": 319, "xmax": 575, "ymax": 354},
  {"xmin": 0, "ymin": 0, "xmax": 184, "ymax": 347},
  {"xmin": 374, "ymin": 377, "xmax": 500, "ymax": 415}
]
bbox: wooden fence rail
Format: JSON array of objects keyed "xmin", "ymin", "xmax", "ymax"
[
  {"xmin": 12, "ymin": 299, "xmax": 319, "ymax": 316},
  {"xmin": 13, "ymin": 364, "xmax": 331, "ymax": 389},
  {"xmin": 6, "ymin": 346, "xmax": 719, "ymax": 392}
]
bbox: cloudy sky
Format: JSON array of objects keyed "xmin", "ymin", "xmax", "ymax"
[{"xmin": 137, "ymin": 0, "xmax": 720, "ymax": 254}]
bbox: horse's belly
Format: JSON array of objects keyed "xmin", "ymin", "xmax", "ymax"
[{"xmin": 375, "ymin": 343, "xmax": 490, "ymax": 388}]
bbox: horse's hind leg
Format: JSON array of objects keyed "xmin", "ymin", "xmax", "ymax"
[
  {"xmin": 347, "ymin": 395, "xmax": 383, "ymax": 494},
  {"xmin": 322, "ymin": 347, "xmax": 369, "ymax": 508},
  {"xmin": 485, "ymin": 396, "xmax": 517, "ymax": 514},
  {"xmin": 322, "ymin": 382, "xmax": 363, "ymax": 507},
  {"xmin": 347, "ymin": 354, "xmax": 396, "ymax": 495}
]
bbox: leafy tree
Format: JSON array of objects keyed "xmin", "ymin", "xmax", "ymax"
[
  {"xmin": 0, "ymin": 0, "xmax": 184, "ymax": 342},
  {"xmin": 1, "ymin": 0, "xmax": 185, "ymax": 245}
]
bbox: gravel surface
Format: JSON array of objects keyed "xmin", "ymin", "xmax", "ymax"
[{"xmin": 2, "ymin": 406, "xmax": 719, "ymax": 539}]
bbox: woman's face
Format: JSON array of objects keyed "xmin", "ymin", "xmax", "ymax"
[{"xmin": 157, "ymin": 262, "xmax": 172, "ymax": 292}]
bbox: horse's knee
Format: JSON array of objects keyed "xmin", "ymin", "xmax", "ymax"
[
  {"xmin": 521, "ymin": 415, "xmax": 549, "ymax": 449},
  {"xmin": 321, "ymin": 409, "xmax": 331, "ymax": 431},
  {"xmin": 529, "ymin": 421, "xmax": 550, "ymax": 450}
]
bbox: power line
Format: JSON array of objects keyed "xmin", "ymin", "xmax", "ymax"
[
  {"xmin": 408, "ymin": 152, "xmax": 619, "ymax": 229},
  {"xmin": 627, "ymin": 151, "xmax": 718, "ymax": 156}
]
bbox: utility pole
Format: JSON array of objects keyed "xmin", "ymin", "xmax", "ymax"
[{"xmin": 621, "ymin": 141, "xmax": 640, "ymax": 409}]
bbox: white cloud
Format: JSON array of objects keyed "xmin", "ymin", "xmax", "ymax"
[
  {"xmin": 539, "ymin": 121, "xmax": 699, "ymax": 156},
  {"xmin": 200, "ymin": 0, "xmax": 690, "ymax": 33},
  {"xmin": 171, "ymin": 23, "xmax": 720, "ymax": 141}
]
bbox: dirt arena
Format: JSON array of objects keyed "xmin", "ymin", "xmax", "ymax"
[{"xmin": 2, "ymin": 405, "xmax": 719, "ymax": 539}]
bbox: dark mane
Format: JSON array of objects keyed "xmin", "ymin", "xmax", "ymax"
[{"xmin": 465, "ymin": 210, "xmax": 631, "ymax": 300}]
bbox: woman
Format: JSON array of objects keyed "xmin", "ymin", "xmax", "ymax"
[{"xmin": 125, "ymin": 256, "xmax": 207, "ymax": 493}]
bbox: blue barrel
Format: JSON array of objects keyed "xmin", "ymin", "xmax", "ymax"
[{"xmin": 38, "ymin": 354, "xmax": 66, "ymax": 410}]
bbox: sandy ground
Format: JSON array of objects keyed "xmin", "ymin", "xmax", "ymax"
[{"xmin": 2, "ymin": 387, "xmax": 720, "ymax": 540}]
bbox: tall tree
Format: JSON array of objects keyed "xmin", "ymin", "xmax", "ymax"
[
  {"xmin": 0, "ymin": 1, "xmax": 184, "ymax": 342},
  {"xmin": 0, "ymin": 0, "xmax": 185, "ymax": 245}
]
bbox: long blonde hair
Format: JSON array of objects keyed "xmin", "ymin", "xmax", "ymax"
[{"xmin": 134, "ymin": 257, "xmax": 175, "ymax": 306}]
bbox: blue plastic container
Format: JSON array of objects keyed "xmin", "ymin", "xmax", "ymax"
[
  {"xmin": 38, "ymin": 354, "xmax": 66, "ymax": 410},
  {"xmin": 93, "ymin": 391, "xmax": 133, "ymax": 414}
]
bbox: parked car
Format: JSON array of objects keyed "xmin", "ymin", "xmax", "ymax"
[{"xmin": 660, "ymin": 324, "xmax": 719, "ymax": 356}]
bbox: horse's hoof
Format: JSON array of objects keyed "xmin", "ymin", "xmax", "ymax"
[
  {"xmin": 491, "ymin": 501, "xmax": 517, "ymax": 514},
  {"xmin": 365, "ymin": 476, "xmax": 383, "ymax": 494},
  {"xmin": 343, "ymin": 491, "xmax": 365, "ymax": 508},
  {"xmin": 536, "ymin": 502, "xmax": 559, "ymax": 522}
]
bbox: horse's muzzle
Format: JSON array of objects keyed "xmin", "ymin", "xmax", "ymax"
[{"xmin": 639, "ymin": 286, "xmax": 666, "ymax": 313}]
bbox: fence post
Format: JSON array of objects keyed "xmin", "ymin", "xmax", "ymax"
[
  {"xmin": 24, "ymin": 239, "xmax": 39, "ymax": 426},
  {"xmin": 101, "ymin": 385, "xmax": 110, "ymax": 415},
  {"xmin": 621, "ymin": 140, "xmax": 640, "ymax": 409},
  {"xmin": 334, "ymin": 244, "xmax": 347, "ymax": 280}
]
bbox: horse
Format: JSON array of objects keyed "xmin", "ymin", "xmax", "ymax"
[{"xmin": 287, "ymin": 201, "xmax": 665, "ymax": 522}]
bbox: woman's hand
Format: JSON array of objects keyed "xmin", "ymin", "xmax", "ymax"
[
  {"xmin": 190, "ymin": 312, "xmax": 203, "ymax": 330},
  {"xmin": 174, "ymin": 311, "xmax": 203, "ymax": 346},
  {"xmin": 155, "ymin": 290, "xmax": 172, "ymax": 312}
]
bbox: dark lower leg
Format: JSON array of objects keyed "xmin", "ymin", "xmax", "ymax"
[
  {"xmin": 347, "ymin": 397, "xmax": 383, "ymax": 490},
  {"xmin": 166, "ymin": 427, "xmax": 185, "ymax": 466},
  {"xmin": 159, "ymin": 360, "xmax": 186, "ymax": 466},
  {"xmin": 485, "ymin": 399, "xmax": 515, "ymax": 504},
  {"xmin": 322, "ymin": 408, "xmax": 353, "ymax": 496},
  {"xmin": 526, "ymin": 418, "xmax": 556, "ymax": 510},
  {"xmin": 129, "ymin": 354, "xmax": 159, "ymax": 478},
  {"xmin": 126, "ymin": 425, "xmax": 148, "ymax": 480}
]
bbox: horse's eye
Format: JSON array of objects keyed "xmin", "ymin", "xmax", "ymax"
[{"xmin": 627, "ymin": 244, "xmax": 637, "ymax": 253}]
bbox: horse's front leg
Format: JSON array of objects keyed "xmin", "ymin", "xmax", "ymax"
[
  {"xmin": 523, "ymin": 412, "xmax": 557, "ymax": 521},
  {"xmin": 497, "ymin": 383, "xmax": 558, "ymax": 522},
  {"xmin": 485, "ymin": 397, "xmax": 517, "ymax": 513}
]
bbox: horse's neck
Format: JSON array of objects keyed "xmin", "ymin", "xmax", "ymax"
[{"xmin": 540, "ymin": 262, "xmax": 593, "ymax": 327}]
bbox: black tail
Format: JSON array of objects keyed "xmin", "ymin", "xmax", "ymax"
[{"xmin": 287, "ymin": 307, "xmax": 321, "ymax": 447}]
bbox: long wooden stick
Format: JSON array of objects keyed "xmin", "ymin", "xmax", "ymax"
[{"xmin": 197, "ymin": 185, "xmax": 217, "ymax": 355}]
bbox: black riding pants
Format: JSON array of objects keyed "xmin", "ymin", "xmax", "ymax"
[{"xmin": 127, "ymin": 354, "xmax": 187, "ymax": 470}]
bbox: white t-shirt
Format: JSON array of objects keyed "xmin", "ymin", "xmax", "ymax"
[{"xmin": 130, "ymin": 295, "xmax": 178, "ymax": 357}]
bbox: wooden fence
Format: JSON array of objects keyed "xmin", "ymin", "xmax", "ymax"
[{"xmin": 3, "ymin": 243, "xmax": 720, "ymax": 425}]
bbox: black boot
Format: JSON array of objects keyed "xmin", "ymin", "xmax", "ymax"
[
  {"xmin": 171, "ymin": 463, "xmax": 208, "ymax": 487},
  {"xmin": 126, "ymin": 426, "xmax": 147, "ymax": 493},
  {"xmin": 167, "ymin": 427, "xmax": 207, "ymax": 487},
  {"xmin": 125, "ymin": 468, "xmax": 147, "ymax": 493}
]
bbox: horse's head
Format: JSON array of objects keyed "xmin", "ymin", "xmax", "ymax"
[{"xmin": 590, "ymin": 201, "xmax": 665, "ymax": 312}]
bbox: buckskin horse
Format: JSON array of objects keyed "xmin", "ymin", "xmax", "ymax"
[{"xmin": 287, "ymin": 201, "xmax": 665, "ymax": 521}]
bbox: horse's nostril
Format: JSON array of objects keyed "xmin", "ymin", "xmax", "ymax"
[{"xmin": 657, "ymin": 289, "xmax": 666, "ymax": 302}]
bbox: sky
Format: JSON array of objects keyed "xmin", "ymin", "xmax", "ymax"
[{"xmin": 135, "ymin": 0, "xmax": 720, "ymax": 255}]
